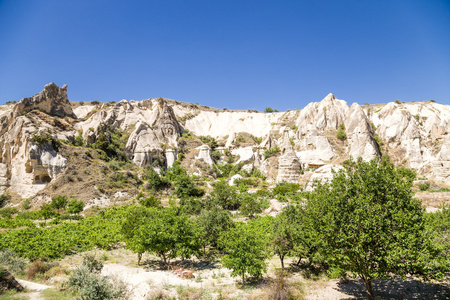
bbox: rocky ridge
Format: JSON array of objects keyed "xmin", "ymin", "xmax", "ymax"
[{"xmin": 0, "ymin": 83, "xmax": 449, "ymax": 202}]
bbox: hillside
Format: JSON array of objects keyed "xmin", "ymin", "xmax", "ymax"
[{"xmin": 0, "ymin": 83, "xmax": 448, "ymax": 207}]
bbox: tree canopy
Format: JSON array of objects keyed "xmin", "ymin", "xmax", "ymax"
[{"xmin": 306, "ymin": 157, "xmax": 430, "ymax": 299}]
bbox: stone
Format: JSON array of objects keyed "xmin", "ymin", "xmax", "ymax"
[
  {"xmin": 276, "ymin": 128, "xmax": 302, "ymax": 182},
  {"xmin": 14, "ymin": 83, "xmax": 76, "ymax": 118},
  {"xmin": 196, "ymin": 145, "xmax": 214, "ymax": 165}
]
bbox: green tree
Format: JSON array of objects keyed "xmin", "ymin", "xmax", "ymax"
[
  {"xmin": 219, "ymin": 222, "xmax": 270, "ymax": 284},
  {"xmin": 121, "ymin": 206, "xmax": 151, "ymax": 265},
  {"xmin": 207, "ymin": 179, "xmax": 239, "ymax": 210},
  {"xmin": 39, "ymin": 204, "xmax": 57, "ymax": 224},
  {"xmin": 198, "ymin": 207, "xmax": 234, "ymax": 253},
  {"xmin": 137, "ymin": 207, "xmax": 201, "ymax": 266},
  {"xmin": 271, "ymin": 205, "xmax": 319, "ymax": 269},
  {"xmin": 306, "ymin": 157, "xmax": 430, "ymax": 299},
  {"xmin": 51, "ymin": 195, "xmax": 68, "ymax": 213},
  {"xmin": 239, "ymin": 193, "xmax": 263, "ymax": 218},
  {"xmin": 66, "ymin": 199, "xmax": 85, "ymax": 214}
]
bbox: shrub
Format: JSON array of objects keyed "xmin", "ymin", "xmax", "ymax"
[
  {"xmin": 264, "ymin": 107, "xmax": 279, "ymax": 113},
  {"xmin": 51, "ymin": 195, "xmax": 68, "ymax": 212},
  {"xmin": 0, "ymin": 207, "xmax": 18, "ymax": 218},
  {"xmin": 0, "ymin": 194, "xmax": 10, "ymax": 207},
  {"xmin": 0, "ymin": 249, "xmax": 27, "ymax": 275},
  {"xmin": 418, "ymin": 182, "xmax": 430, "ymax": 191},
  {"xmin": 82, "ymin": 254, "xmax": 103, "ymax": 274},
  {"xmin": 66, "ymin": 199, "xmax": 85, "ymax": 214},
  {"xmin": 395, "ymin": 99, "xmax": 402, "ymax": 104},
  {"xmin": 144, "ymin": 168, "xmax": 170, "ymax": 191},
  {"xmin": 26, "ymin": 259, "xmax": 57, "ymax": 280},
  {"xmin": 22, "ymin": 199, "xmax": 31, "ymax": 210},
  {"xmin": 336, "ymin": 124, "xmax": 347, "ymax": 141},
  {"xmin": 139, "ymin": 196, "xmax": 161, "ymax": 208},
  {"xmin": 263, "ymin": 146, "xmax": 280, "ymax": 159}
]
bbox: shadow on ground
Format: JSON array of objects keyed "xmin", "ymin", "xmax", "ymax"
[
  {"xmin": 142, "ymin": 258, "xmax": 220, "ymax": 271},
  {"xmin": 336, "ymin": 277, "xmax": 450, "ymax": 299}
]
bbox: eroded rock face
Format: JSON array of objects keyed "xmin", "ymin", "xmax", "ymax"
[
  {"xmin": 196, "ymin": 145, "xmax": 214, "ymax": 165},
  {"xmin": 277, "ymin": 129, "xmax": 302, "ymax": 182},
  {"xmin": 346, "ymin": 103, "xmax": 380, "ymax": 161},
  {"xmin": 14, "ymin": 83, "xmax": 76, "ymax": 118},
  {"xmin": 4, "ymin": 82, "xmax": 450, "ymax": 199}
]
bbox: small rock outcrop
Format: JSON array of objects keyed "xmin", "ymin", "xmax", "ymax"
[
  {"xmin": 276, "ymin": 129, "xmax": 302, "ymax": 182},
  {"xmin": 14, "ymin": 83, "xmax": 76, "ymax": 118},
  {"xmin": 196, "ymin": 145, "xmax": 214, "ymax": 165}
]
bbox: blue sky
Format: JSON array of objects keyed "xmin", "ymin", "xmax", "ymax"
[{"xmin": 0, "ymin": 0, "xmax": 449, "ymax": 111}]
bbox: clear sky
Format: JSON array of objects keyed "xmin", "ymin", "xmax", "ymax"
[{"xmin": 0, "ymin": 0, "xmax": 449, "ymax": 111}]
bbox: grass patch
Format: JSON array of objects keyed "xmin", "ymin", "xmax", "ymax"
[{"xmin": 431, "ymin": 188, "xmax": 450, "ymax": 193}]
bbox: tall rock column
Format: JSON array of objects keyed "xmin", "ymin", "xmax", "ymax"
[{"xmin": 276, "ymin": 129, "xmax": 302, "ymax": 182}]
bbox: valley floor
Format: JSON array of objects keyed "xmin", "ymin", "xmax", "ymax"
[{"xmin": 4, "ymin": 249, "xmax": 449, "ymax": 300}]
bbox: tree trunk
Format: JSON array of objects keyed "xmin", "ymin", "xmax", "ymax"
[
  {"xmin": 296, "ymin": 257, "xmax": 302, "ymax": 266},
  {"xmin": 137, "ymin": 252, "xmax": 142, "ymax": 266},
  {"xmin": 362, "ymin": 277, "xmax": 374, "ymax": 300},
  {"xmin": 162, "ymin": 253, "xmax": 167, "ymax": 267},
  {"xmin": 280, "ymin": 255, "xmax": 285, "ymax": 270},
  {"xmin": 242, "ymin": 272, "xmax": 245, "ymax": 285}
]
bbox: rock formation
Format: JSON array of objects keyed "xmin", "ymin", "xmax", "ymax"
[
  {"xmin": 13, "ymin": 82, "xmax": 76, "ymax": 119},
  {"xmin": 1, "ymin": 83, "xmax": 450, "ymax": 200},
  {"xmin": 276, "ymin": 128, "xmax": 302, "ymax": 182},
  {"xmin": 196, "ymin": 145, "xmax": 214, "ymax": 165}
]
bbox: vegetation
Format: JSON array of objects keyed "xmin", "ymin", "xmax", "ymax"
[
  {"xmin": 264, "ymin": 107, "xmax": 279, "ymax": 113},
  {"xmin": 336, "ymin": 123, "xmax": 347, "ymax": 141},
  {"xmin": 263, "ymin": 146, "xmax": 280, "ymax": 159},
  {"xmin": 219, "ymin": 222, "xmax": 270, "ymax": 284},
  {"xmin": 306, "ymin": 158, "xmax": 435, "ymax": 299}
]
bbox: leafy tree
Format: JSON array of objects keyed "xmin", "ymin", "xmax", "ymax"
[
  {"xmin": 239, "ymin": 193, "xmax": 263, "ymax": 218},
  {"xmin": 66, "ymin": 199, "xmax": 85, "ymax": 214},
  {"xmin": 137, "ymin": 207, "xmax": 201, "ymax": 266},
  {"xmin": 121, "ymin": 206, "xmax": 152, "ymax": 265},
  {"xmin": 207, "ymin": 179, "xmax": 239, "ymax": 210},
  {"xmin": 40, "ymin": 204, "xmax": 57, "ymax": 224},
  {"xmin": 90, "ymin": 123, "xmax": 129, "ymax": 162},
  {"xmin": 306, "ymin": 157, "xmax": 431, "ymax": 299},
  {"xmin": 143, "ymin": 168, "xmax": 170, "ymax": 191},
  {"xmin": 51, "ymin": 195, "xmax": 68, "ymax": 213},
  {"xmin": 219, "ymin": 222, "xmax": 270, "ymax": 284},
  {"xmin": 167, "ymin": 163, "xmax": 204, "ymax": 199},
  {"xmin": 198, "ymin": 207, "xmax": 234, "ymax": 253},
  {"xmin": 271, "ymin": 205, "xmax": 319, "ymax": 269}
]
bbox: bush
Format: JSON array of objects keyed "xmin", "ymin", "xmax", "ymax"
[
  {"xmin": 26, "ymin": 259, "xmax": 57, "ymax": 280},
  {"xmin": 82, "ymin": 254, "xmax": 103, "ymax": 273},
  {"xmin": 66, "ymin": 199, "xmax": 85, "ymax": 214},
  {"xmin": 264, "ymin": 107, "xmax": 279, "ymax": 113},
  {"xmin": 144, "ymin": 168, "xmax": 170, "ymax": 191},
  {"xmin": 51, "ymin": 195, "xmax": 68, "ymax": 212},
  {"xmin": 263, "ymin": 146, "xmax": 280, "ymax": 159},
  {"xmin": 0, "ymin": 207, "xmax": 18, "ymax": 219},
  {"xmin": 336, "ymin": 123, "xmax": 347, "ymax": 141},
  {"xmin": 418, "ymin": 182, "xmax": 430, "ymax": 191},
  {"xmin": 0, "ymin": 194, "xmax": 10, "ymax": 207},
  {"xmin": 0, "ymin": 250, "xmax": 27, "ymax": 275},
  {"xmin": 139, "ymin": 196, "xmax": 161, "ymax": 208},
  {"xmin": 66, "ymin": 254, "xmax": 129, "ymax": 300}
]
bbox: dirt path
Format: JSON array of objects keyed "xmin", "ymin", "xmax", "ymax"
[
  {"xmin": 102, "ymin": 263, "xmax": 204, "ymax": 299},
  {"xmin": 16, "ymin": 279, "xmax": 50, "ymax": 300}
]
